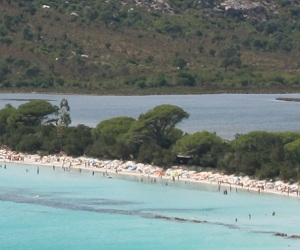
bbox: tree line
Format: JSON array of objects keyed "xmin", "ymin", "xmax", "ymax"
[{"xmin": 1, "ymin": 99, "xmax": 300, "ymax": 182}]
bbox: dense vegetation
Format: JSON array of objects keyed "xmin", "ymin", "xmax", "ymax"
[
  {"xmin": 0, "ymin": 0, "xmax": 300, "ymax": 94},
  {"xmin": 1, "ymin": 99, "xmax": 300, "ymax": 183}
]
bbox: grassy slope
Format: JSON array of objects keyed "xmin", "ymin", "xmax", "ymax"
[{"xmin": 0, "ymin": 0, "xmax": 300, "ymax": 94}]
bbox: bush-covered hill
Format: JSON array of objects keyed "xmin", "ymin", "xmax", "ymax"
[{"xmin": 0, "ymin": 0, "xmax": 300, "ymax": 94}]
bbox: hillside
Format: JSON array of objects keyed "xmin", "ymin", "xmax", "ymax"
[{"xmin": 0, "ymin": 0, "xmax": 300, "ymax": 94}]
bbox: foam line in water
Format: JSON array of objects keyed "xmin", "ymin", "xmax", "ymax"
[{"xmin": 0, "ymin": 192, "xmax": 299, "ymax": 240}]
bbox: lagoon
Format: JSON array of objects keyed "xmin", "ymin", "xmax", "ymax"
[{"xmin": 1, "ymin": 93, "xmax": 300, "ymax": 139}]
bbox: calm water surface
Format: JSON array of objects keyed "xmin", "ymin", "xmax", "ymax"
[
  {"xmin": 1, "ymin": 93, "xmax": 300, "ymax": 248},
  {"xmin": 0, "ymin": 93, "xmax": 300, "ymax": 139},
  {"xmin": 0, "ymin": 163, "xmax": 300, "ymax": 250}
]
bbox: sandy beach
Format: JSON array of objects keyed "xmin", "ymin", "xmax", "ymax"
[{"xmin": 1, "ymin": 149, "xmax": 299, "ymax": 199}]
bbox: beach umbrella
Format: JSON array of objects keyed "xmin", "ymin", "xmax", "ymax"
[{"xmin": 155, "ymin": 169, "xmax": 164, "ymax": 175}]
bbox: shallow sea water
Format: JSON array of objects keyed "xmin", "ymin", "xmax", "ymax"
[{"xmin": 1, "ymin": 163, "xmax": 300, "ymax": 250}]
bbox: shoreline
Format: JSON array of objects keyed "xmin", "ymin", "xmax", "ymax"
[
  {"xmin": 1, "ymin": 149, "xmax": 299, "ymax": 199},
  {"xmin": 276, "ymin": 97, "xmax": 300, "ymax": 102},
  {"xmin": 1, "ymin": 90, "xmax": 300, "ymax": 97}
]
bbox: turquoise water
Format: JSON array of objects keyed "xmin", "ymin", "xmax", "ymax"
[{"xmin": 1, "ymin": 163, "xmax": 300, "ymax": 249}]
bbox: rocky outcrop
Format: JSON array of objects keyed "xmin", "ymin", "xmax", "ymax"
[
  {"xmin": 134, "ymin": 0, "xmax": 174, "ymax": 13},
  {"xmin": 121, "ymin": 1, "xmax": 298, "ymax": 20},
  {"xmin": 218, "ymin": 0, "xmax": 279, "ymax": 20}
]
